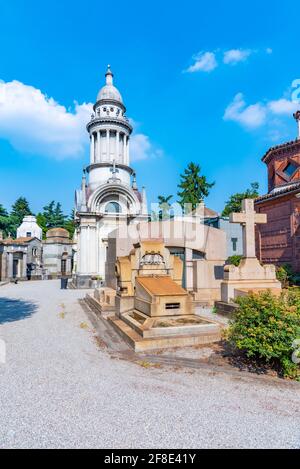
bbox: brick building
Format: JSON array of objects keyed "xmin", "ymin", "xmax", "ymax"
[{"xmin": 255, "ymin": 113, "xmax": 300, "ymax": 272}]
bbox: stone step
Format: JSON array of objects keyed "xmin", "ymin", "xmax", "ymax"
[
  {"xmin": 84, "ymin": 294, "xmax": 115, "ymax": 319},
  {"xmin": 109, "ymin": 316, "xmax": 221, "ymax": 352}
]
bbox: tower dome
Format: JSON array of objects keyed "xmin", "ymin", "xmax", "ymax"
[{"xmin": 96, "ymin": 65, "xmax": 123, "ymax": 103}]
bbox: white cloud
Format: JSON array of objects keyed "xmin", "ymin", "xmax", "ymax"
[
  {"xmin": 268, "ymin": 98, "xmax": 298, "ymax": 115},
  {"xmin": 185, "ymin": 51, "xmax": 218, "ymax": 73},
  {"xmin": 185, "ymin": 47, "xmax": 271, "ymax": 73},
  {"xmin": 0, "ymin": 80, "xmax": 93, "ymax": 159},
  {"xmin": 224, "ymin": 91, "xmax": 300, "ymax": 141},
  {"xmin": 223, "ymin": 93, "xmax": 267, "ymax": 128},
  {"xmin": 0, "ymin": 79, "xmax": 161, "ymax": 162},
  {"xmin": 130, "ymin": 133, "xmax": 163, "ymax": 161},
  {"xmin": 223, "ymin": 48, "xmax": 252, "ymax": 65}
]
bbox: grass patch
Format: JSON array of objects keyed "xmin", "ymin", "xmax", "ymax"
[
  {"xmin": 137, "ymin": 360, "xmax": 161, "ymax": 369},
  {"xmin": 79, "ymin": 322, "xmax": 89, "ymax": 329}
]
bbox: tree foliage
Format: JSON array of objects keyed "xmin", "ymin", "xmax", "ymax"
[
  {"xmin": 11, "ymin": 197, "xmax": 32, "ymax": 225},
  {"xmin": 177, "ymin": 162, "xmax": 214, "ymax": 211},
  {"xmin": 0, "ymin": 197, "xmax": 33, "ymax": 237},
  {"xmin": 0, "ymin": 198, "xmax": 74, "ymax": 239},
  {"xmin": 42, "ymin": 201, "xmax": 67, "ymax": 229},
  {"xmin": 222, "ymin": 182, "xmax": 259, "ymax": 217},
  {"xmin": 0, "ymin": 204, "xmax": 9, "ymax": 236},
  {"xmin": 158, "ymin": 195, "xmax": 173, "ymax": 220}
]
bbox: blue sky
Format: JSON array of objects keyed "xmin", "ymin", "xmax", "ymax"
[{"xmin": 0, "ymin": 0, "xmax": 299, "ymax": 215}]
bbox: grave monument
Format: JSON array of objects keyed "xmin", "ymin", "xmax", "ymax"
[{"xmin": 217, "ymin": 199, "xmax": 281, "ymax": 313}]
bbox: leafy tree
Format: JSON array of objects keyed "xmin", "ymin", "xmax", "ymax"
[
  {"xmin": 158, "ymin": 195, "xmax": 173, "ymax": 220},
  {"xmin": 0, "ymin": 204, "xmax": 8, "ymax": 217},
  {"xmin": 36, "ymin": 212, "xmax": 48, "ymax": 239},
  {"xmin": 2, "ymin": 197, "xmax": 34, "ymax": 238},
  {"xmin": 42, "ymin": 201, "xmax": 67, "ymax": 229},
  {"xmin": 0, "ymin": 203, "xmax": 9, "ymax": 236},
  {"xmin": 177, "ymin": 162, "xmax": 214, "ymax": 211},
  {"xmin": 10, "ymin": 197, "xmax": 33, "ymax": 226},
  {"xmin": 64, "ymin": 209, "xmax": 76, "ymax": 239},
  {"xmin": 222, "ymin": 182, "xmax": 259, "ymax": 217},
  {"xmin": 53, "ymin": 202, "xmax": 67, "ymax": 227}
]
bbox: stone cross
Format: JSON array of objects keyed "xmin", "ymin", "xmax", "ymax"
[
  {"xmin": 110, "ymin": 159, "xmax": 119, "ymax": 179},
  {"xmin": 229, "ymin": 199, "xmax": 267, "ymax": 258}
]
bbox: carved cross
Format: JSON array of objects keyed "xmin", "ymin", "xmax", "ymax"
[
  {"xmin": 229, "ymin": 199, "xmax": 267, "ymax": 258},
  {"xmin": 110, "ymin": 159, "xmax": 119, "ymax": 179}
]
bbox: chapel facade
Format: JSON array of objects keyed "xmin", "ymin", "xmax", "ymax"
[
  {"xmin": 255, "ymin": 112, "xmax": 300, "ymax": 272},
  {"xmin": 74, "ymin": 66, "xmax": 148, "ymax": 288}
]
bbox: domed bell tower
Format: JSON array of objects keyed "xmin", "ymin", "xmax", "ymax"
[
  {"xmin": 74, "ymin": 66, "xmax": 148, "ymax": 289},
  {"xmin": 86, "ymin": 65, "xmax": 134, "ymax": 191}
]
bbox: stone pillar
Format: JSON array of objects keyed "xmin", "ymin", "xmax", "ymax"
[
  {"xmin": 77, "ymin": 218, "xmax": 97, "ymax": 277},
  {"xmin": 97, "ymin": 131, "xmax": 101, "ymax": 162},
  {"xmin": 90, "ymin": 133, "xmax": 95, "ymax": 164},
  {"xmin": 126, "ymin": 136, "xmax": 130, "ymax": 165},
  {"xmin": 123, "ymin": 133, "xmax": 126, "ymax": 165},
  {"xmin": 67, "ymin": 258, "xmax": 72, "ymax": 275},
  {"xmin": 116, "ymin": 131, "xmax": 120, "ymax": 162},
  {"xmin": 185, "ymin": 248, "xmax": 194, "ymax": 291},
  {"xmin": 107, "ymin": 129, "xmax": 110, "ymax": 161},
  {"xmin": 8, "ymin": 252, "xmax": 13, "ymax": 279},
  {"xmin": 22, "ymin": 253, "xmax": 27, "ymax": 279}
]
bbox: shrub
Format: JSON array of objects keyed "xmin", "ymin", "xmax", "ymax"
[
  {"xmin": 227, "ymin": 290, "xmax": 300, "ymax": 379},
  {"xmin": 226, "ymin": 255, "xmax": 243, "ymax": 267},
  {"xmin": 276, "ymin": 263, "xmax": 293, "ymax": 287}
]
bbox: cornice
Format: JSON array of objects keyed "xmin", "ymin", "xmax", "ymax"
[
  {"xmin": 86, "ymin": 116, "xmax": 132, "ymax": 134},
  {"xmin": 86, "ymin": 162, "xmax": 135, "ymax": 175},
  {"xmin": 262, "ymin": 139, "xmax": 300, "ymax": 164},
  {"xmin": 93, "ymin": 98, "xmax": 126, "ymax": 113}
]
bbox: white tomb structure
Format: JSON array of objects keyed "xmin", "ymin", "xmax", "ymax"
[
  {"xmin": 17, "ymin": 216, "xmax": 42, "ymax": 240},
  {"xmin": 74, "ymin": 66, "xmax": 148, "ymax": 288}
]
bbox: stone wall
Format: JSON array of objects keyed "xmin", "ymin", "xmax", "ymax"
[{"xmin": 255, "ymin": 193, "xmax": 300, "ymax": 272}]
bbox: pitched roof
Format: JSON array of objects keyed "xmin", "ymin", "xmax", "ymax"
[
  {"xmin": 262, "ymin": 139, "xmax": 300, "ymax": 163},
  {"xmin": 136, "ymin": 275, "xmax": 187, "ymax": 296},
  {"xmin": 0, "ymin": 237, "xmax": 36, "ymax": 245},
  {"xmin": 255, "ymin": 181, "xmax": 300, "ymax": 203}
]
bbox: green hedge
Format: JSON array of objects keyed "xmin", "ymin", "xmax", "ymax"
[{"xmin": 227, "ymin": 290, "xmax": 300, "ymax": 379}]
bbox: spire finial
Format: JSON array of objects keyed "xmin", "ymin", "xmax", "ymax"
[
  {"xmin": 105, "ymin": 64, "xmax": 113, "ymax": 85},
  {"xmin": 293, "ymin": 111, "xmax": 300, "ymax": 140}
]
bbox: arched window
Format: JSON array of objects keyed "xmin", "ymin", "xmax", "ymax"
[{"xmin": 105, "ymin": 201, "xmax": 121, "ymax": 214}]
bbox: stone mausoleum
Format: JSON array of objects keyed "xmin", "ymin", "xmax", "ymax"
[
  {"xmin": 0, "ymin": 230, "xmax": 42, "ymax": 281},
  {"xmin": 43, "ymin": 228, "xmax": 73, "ymax": 278},
  {"xmin": 255, "ymin": 112, "xmax": 300, "ymax": 272},
  {"xmin": 74, "ymin": 66, "xmax": 148, "ymax": 288}
]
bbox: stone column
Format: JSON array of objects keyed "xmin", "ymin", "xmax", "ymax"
[
  {"xmin": 66, "ymin": 258, "xmax": 72, "ymax": 275},
  {"xmin": 90, "ymin": 133, "xmax": 95, "ymax": 164},
  {"xmin": 126, "ymin": 136, "xmax": 130, "ymax": 165},
  {"xmin": 88, "ymin": 224, "xmax": 97, "ymax": 275},
  {"xmin": 22, "ymin": 253, "xmax": 27, "ymax": 279},
  {"xmin": 116, "ymin": 131, "xmax": 120, "ymax": 162},
  {"xmin": 185, "ymin": 248, "xmax": 193, "ymax": 291},
  {"xmin": 123, "ymin": 133, "xmax": 126, "ymax": 165},
  {"xmin": 77, "ymin": 219, "xmax": 97, "ymax": 276},
  {"xmin": 78, "ymin": 226, "xmax": 87, "ymax": 274},
  {"xmin": 106, "ymin": 129, "xmax": 110, "ymax": 161},
  {"xmin": 8, "ymin": 252, "xmax": 13, "ymax": 279},
  {"xmin": 97, "ymin": 130, "xmax": 101, "ymax": 162}
]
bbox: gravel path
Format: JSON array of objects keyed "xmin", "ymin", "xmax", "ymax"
[{"xmin": 0, "ymin": 280, "xmax": 299, "ymax": 449}]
